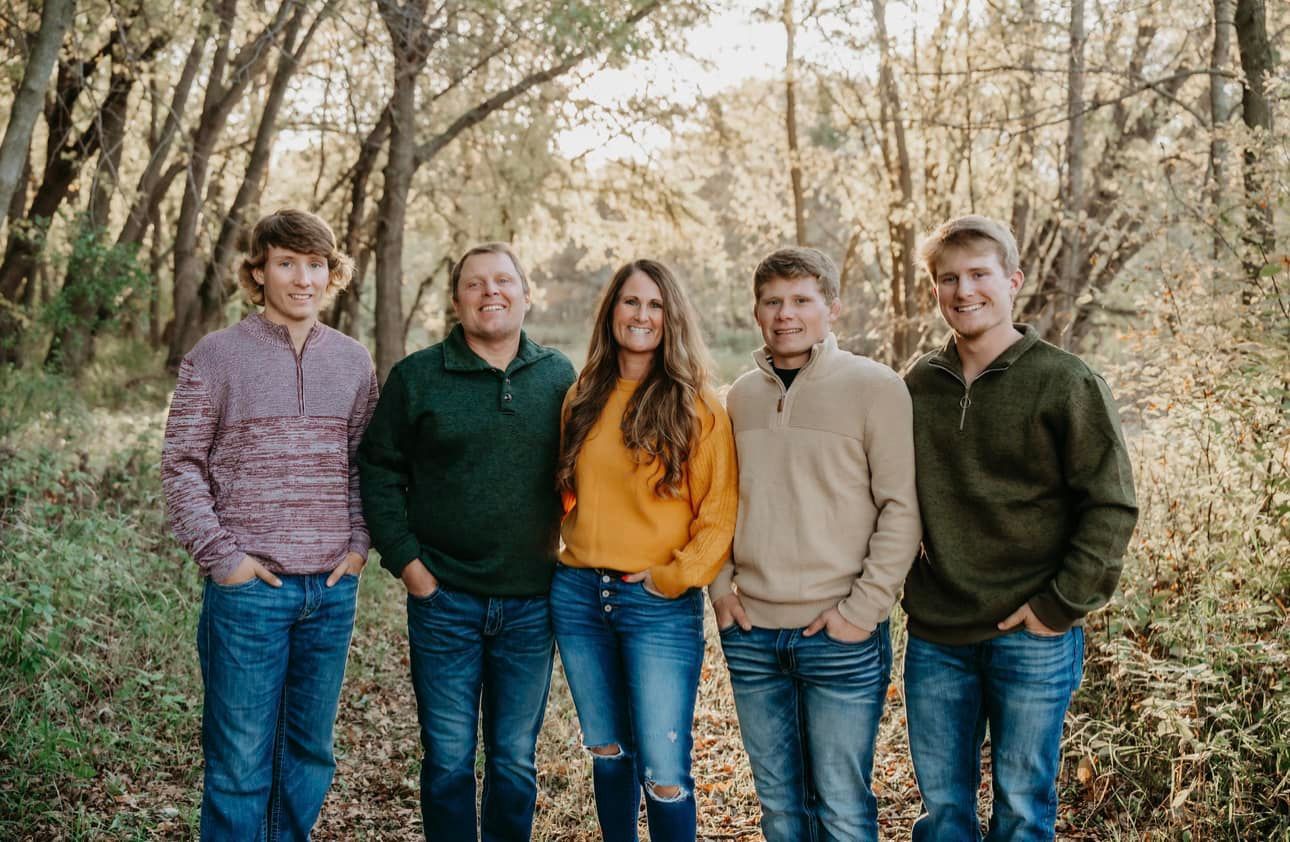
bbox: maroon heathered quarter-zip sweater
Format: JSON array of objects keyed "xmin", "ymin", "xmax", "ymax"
[{"xmin": 162, "ymin": 312, "xmax": 379, "ymax": 583}]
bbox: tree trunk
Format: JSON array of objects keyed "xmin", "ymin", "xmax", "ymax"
[
  {"xmin": 167, "ymin": 0, "xmax": 299, "ymax": 369},
  {"xmin": 373, "ymin": 40, "xmax": 422, "ymax": 383},
  {"xmin": 1011, "ymin": 0, "xmax": 1037, "ymax": 259},
  {"xmin": 871, "ymin": 0, "xmax": 917, "ymax": 365},
  {"xmin": 1209, "ymin": 0, "xmax": 1235, "ymax": 258},
  {"xmin": 325, "ymin": 107, "xmax": 391, "ymax": 336},
  {"xmin": 1059, "ymin": 0, "xmax": 1087, "ymax": 348},
  {"xmin": 196, "ymin": 2, "xmax": 321, "ymax": 337},
  {"xmin": 0, "ymin": 0, "xmax": 76, "ymax": 236},
  {"xmin": 116, "ymin": 24, "xmax": 209, "ymax": 249},
  {"xmin": 783, "ymin": 0, "xmax": 807, "ymax": 245},
  {"xmin": 1234, "ymin": 0, "xmax": 1274, "ymax": 276},
  {"xmin": 45, "ymin": 58, "xmax": 136, "ymax": 373}
]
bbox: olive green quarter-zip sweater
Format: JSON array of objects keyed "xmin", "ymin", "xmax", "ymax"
[
  {"xmin": 357, "ymin": 326, "xmax": 576, "ymax": 597},
  {"xmin": 902, "ymin": 325, "xmax": 1138, "ymax": 645}
]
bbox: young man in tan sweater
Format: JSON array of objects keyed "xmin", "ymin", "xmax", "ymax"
[{"xmin": 709, "ymin": 247, "xmax": 922, "ymax": 842}]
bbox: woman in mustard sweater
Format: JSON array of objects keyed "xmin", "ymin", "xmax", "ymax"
[{"xmin": 552, "ymin": 259, "xmax": 737, "ymax": 842}]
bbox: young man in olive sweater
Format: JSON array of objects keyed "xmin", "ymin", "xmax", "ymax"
[
  {"xmin": 902, "ymin": 215, "xmax": 1138, "ymax": 841},
  {"xmin": 357, "ymin": 243, "xmax": 575, "ymax": 842}
]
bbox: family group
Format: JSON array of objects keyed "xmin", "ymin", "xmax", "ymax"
[{"xmin": 161, "ymin": 208, "xmax": 1138, "ymax": 841}]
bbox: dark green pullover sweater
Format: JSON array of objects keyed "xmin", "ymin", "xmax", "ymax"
[
  {"xmin": 902, "ymin": 325, "xmax": 1138, "ymax": 644},
  {"xmin": 357, "ymin": 326, "xmax": 575, "ymax": 597}
]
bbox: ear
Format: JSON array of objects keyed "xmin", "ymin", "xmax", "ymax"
[
  {"xmin": 1008, "ymin": 269, "xmax": 1024, "ymax": 299},
  {"xmin": 827, "ymin": 296, "xmax": 842, "ymax": 323},
  {"xmin": 252, "ymin": 267, "xmax": 264, "ymax": 286}
]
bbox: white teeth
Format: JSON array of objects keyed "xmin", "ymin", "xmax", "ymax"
[
  {"xmin": 627, "ymin": 326, "xmax": 652, "ymax": 334},
  {"xmin": 775, "ymin": 328, "xmax": 802, "ymax": 335},
  {"xmin": 481, "ymin": 305, "xmax": 504, "ymax": 312}
]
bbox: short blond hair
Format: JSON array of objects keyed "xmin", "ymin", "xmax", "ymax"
[
  {"xmin": 917, "ymin": 215, "xmax": 1020, "ymax": 280},
  {"xmin": 237, "ymin": 209, "xmax": 354, "ymax": 306},
  {"xmin": 449, "ymin": 242, "xmax": 529, "ymax": 300},
  {"xmin": 753, "ymin": 247, "xmax": 840, "ymax": 303}
]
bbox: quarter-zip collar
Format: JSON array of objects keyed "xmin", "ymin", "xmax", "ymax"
[
  {"xmin": 753, "ymin": 332, "xmax": 838, "ymax": 415},
  {"xmin": 927, "ymin": 323, "xmax": 1039, "ymax": 381},
  {"xmin": 441, "ymin": 324, "xmax": 550, "ymax": 375},
  {"xmin": 242, "ymin": 312, "xmax": 324, "ymax": 415},
  {"xmin": 927, "ymin": 323, "xmax": 1040, "ymax": 432}
]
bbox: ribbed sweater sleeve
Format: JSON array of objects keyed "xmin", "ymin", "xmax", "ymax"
[
  {"xmin": 835, "ymin": 371, "xmax": 922, "ymax": 632},
  {"xmin": 1027, "ymin": 371, "xmax": 1138, "ymax": 631},
  {"xmin": 357, "ymin": 365, "xmax": 422, "ymax": 577},
  {"xmin": 161, "ymin": 359, "xmax": 245, "ymax": 582},
  {"xmin": 346, "ymin": 366, "xmax": 380, "ymax": 558},
  {"xmin": 650, "ymin": 396, "xmax": 739, "ymax": 598}
]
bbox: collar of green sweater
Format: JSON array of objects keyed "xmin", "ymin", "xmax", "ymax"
[
  {"xmin": 928, "ymin": 323, "xmax": 1041, "ymax": 377},
  {"xmin": 441, "ymin": 324, "xmax": 550, "ymax": 373}
]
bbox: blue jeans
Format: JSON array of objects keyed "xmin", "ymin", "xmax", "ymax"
[
  {"xmin": 406, "ymin": 585, "xmax": 554, "ymax": 842},
  {"xmin": 196, "ymin": 573, "xmax": 359, "ymax": 841},
  {"xmin": 904, "ymin": 627, "xmax": 1085, "ymax": 842},
  {"xmin": 719, "ymin": 622, "xmax": 892, "ymax": 842},
  {"xmin": 549, "ymin": 564, "xmax": 705, "ymax": 842}
]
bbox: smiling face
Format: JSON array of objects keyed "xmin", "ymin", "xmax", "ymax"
[
  {"xmin": 611, "ymin": 270, "xmax": 665, "ymax": 375},
  {"xmin": 255, "ymin": 245, "xmax": 330, "ymax": 329},
  {"xmin": 452, "ymin": 250, "xmax": 531, "ymax": 346},
  {"xmin": 932, "ymin": 241, "xmax": 1024, "ymax": 345},
  {"xmin": 754, "ymin": 275, "xmax": 840, "ymax": 369}
]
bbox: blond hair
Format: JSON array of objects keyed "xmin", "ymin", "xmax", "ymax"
[{"xmin": 917, "ymin": 215, "xmax": 1020, "ymax": 280}]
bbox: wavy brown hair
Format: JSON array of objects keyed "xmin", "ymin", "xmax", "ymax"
[
  {"xmin": 237, "ymin": 209, "xmax": 354, "ymax": 305},
  {"xmin": 556, "ymin": 260, "xmax": 714, "ymax": 499}
]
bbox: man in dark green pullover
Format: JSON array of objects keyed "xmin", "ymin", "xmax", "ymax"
[
  {"xmin": 902, "ymin": 215, "xmax": 1138, "ymax": 842},
  {"xmin": 358, "ymin": 243, "xmax": 575, "ymax": 842}
]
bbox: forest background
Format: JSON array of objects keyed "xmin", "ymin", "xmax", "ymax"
[{"xmin": 0, "ymin": 0, "xmax": 1285, "ymax": 838}]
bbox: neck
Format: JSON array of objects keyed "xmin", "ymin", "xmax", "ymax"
[
  {"xmin": 955, "ymin": 324, "xmax": 1023, "ymax": 382},
  {"xmin": 617, "ymin": 348, "xmax": 653, "ymax": 381},
  {"xmin": 263, "ymin": 311, "xmax": 316, "ymax": 353},
  {"xmin": 464, "ymin": 331, "xmax": 522, "ymax": 370}
]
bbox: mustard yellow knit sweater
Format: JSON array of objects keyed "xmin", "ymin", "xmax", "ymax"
[{"xmin": 560, "ymin": 379, "xmax": 738, "ymax": 598}]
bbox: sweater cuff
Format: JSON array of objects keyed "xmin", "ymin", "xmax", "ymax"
[
  {"xmin": 348, "ymin": 534, "xmax": 371, "ymax": 561},
  {"xmin": 1028, "ymin": 592, "xmax": 1080, "ymax": 633},
  {"xmin": 378, "ymin": 535, "xmax": 422, "ymax": 579},
  {"xmin": 705, "ymin": 559, "xmax": 735, "ymax": 603},
  {"xmin": 649, "ymin": 564, "xmax": 689, "ymax": 600},
  {"xmin": 207, "ymin": 548, "xmax": 246, "ymax": 584},
  {"xmin": 836, "ymin": 595, "xmax": 881, "ymax": 634}
]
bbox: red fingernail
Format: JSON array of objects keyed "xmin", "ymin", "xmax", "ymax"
[{"xmin": 620, "ymin": 575, "xmax": 629, "ymax": 581}]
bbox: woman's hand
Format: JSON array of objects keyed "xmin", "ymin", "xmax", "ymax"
[{"xmin": 621, "ymin": 569, "xmax": 666, "ymax": 598}]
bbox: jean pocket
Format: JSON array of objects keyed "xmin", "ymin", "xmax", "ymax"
[
  {"xmin": 408, "ymin": 586, "xmax": 446, "ymax": 606},
  {"xmin": 1019, "ymin": 628, "xmax": 1067, "ymax": 642},
  {"xmin": 822, "ymin": 628, "xmax": 877, "ymax": 647},
  {"xmin": 718, "ymin": 622, "xmax": 742, "ymax": 637},
  {"xmin": 210, "ymin": 575, "xmax": 260, "ymax": 592}
]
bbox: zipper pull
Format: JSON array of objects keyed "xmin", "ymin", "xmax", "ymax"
[
  {"xmin": 958, "ymin": 393, "xmax": 971, "ymax": 431},
  {"xmin": 777, "ymin": 396, "xmax": 784, "ymax": 413}
]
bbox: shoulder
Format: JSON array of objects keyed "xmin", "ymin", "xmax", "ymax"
[
  {"xmin": 1019, "ymin": 339, "xmax": 1102, "ymax": 385},
  {"xmin": 317, "ymin": 324, "xmax": 374, "ymax": 366},
  {"xmin": 390, "ymin": 343, "xmax": 446, "ymax": 380},
  {"xmin": 182, "ymin": 321, "xmax": 252, "ymax": 376},
  {"xmin": 728, "ymin": 367, "xmax": 769, "ymax": 399},
  {"xmin": 821, "ymin": 346, "xmax": 906, "ymax": 391},
  {"xmin": 532, "ymin": 344, "xmax": 577, "ymax": 382}
]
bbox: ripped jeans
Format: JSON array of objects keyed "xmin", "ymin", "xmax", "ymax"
[{"xmin": 550, "ymin": 563, "xmax": 705, "ymax": 842}]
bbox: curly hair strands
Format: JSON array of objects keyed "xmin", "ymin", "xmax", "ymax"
[
  {"xmin": 556, "ymin": 259, "xmax": 714, "ymax": 499},
  {"xmin": 237, "ymin": 209, "xmax": 355, "ymax": 306}
]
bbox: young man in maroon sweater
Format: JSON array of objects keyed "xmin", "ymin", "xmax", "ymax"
[{"xmin": 162, "ymin": 209, "xmax": 378, "ymax": 840}]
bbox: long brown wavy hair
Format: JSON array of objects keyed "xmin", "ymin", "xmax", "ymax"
[{"xmin": 556, "ymin": 259, "xmax": 714, "ymax": 499}]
